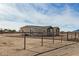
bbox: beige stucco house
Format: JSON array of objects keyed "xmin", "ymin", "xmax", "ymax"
[{"xmin": 20, "ymin": 25, "xmax": 60, "ymax": 36}]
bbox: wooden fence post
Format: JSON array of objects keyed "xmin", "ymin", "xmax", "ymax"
[
  {"xmin": 53, "ymin": 36, "xmax": 54, "ymax": 44},
  {"xmin": 78, "ymin": 32, "xmax": 79, "ymax": 41},
  {"xmin": 41, "ymin": 32, "xmax": 43, "ymax": 46},
  {"xmin": 67, "ymin": 32, "xmax": 69, "ymax": 41},
  {"xmin": 24, "ymin": 34, "xmax": 26, "ymax": 50},
  {"xmin": 61, "ymin": 35, "xmax": 62, "ymax": 43},
  {"xmin": 71, "ymin": 33, "xmax": 72, "ymax": 40},
  {"xmin": 52, "ymin": 29, "xmax": 54, "ymax": 44},
  {"xmin": 76, "ymin": 32, "xmax": 78, "ymax": 41},
  {"xmin": 75, "ymin": 32, "xmax": 76, "ymax": 41},
  {"xmin": 52, "ymin": 33, "xmax": 54, "ymax": 44}
]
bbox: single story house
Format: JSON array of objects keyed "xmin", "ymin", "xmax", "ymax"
[{"xmin": 20, "ymin": 25, "xmax": 60, "ymax": 36}]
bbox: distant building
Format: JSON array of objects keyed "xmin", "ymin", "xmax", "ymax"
[{"xmin": 20, "ymin": 25, "xmax": 60, "ymax": 36}]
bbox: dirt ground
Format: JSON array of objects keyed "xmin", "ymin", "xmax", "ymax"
[{"xmin": 0, "ymin": 33, "xmax": 79, "ymax": 56}]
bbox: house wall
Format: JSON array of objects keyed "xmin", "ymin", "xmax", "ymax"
[
  {"xmin": 20, "ymin": 26, "xmax": 48, "ymax": 32},
  {"xmin": 20, "ymin": 26, "xmax": 60, "ymax": 36}
]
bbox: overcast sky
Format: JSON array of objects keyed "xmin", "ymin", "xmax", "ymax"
[{"xmin": 0, "ymin": 3, "xmax": 79, "ymax": 31}]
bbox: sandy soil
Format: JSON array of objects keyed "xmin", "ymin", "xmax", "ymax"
[{"xmin": 0, "ymin": 33, "xmax": 79, "ymax": 56}]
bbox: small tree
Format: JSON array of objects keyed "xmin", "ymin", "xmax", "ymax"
[
  {"xmin": 0, "ymin": 28, "xmax": 3, "ymax": 33},
  {"xmin": 12, "ymin": 30, "xmax": 16, "ymax": 32},
  {"xmin": 3, "ymin": 29, "xmax": 16, "ymax": 33},
  {"xmin": 4, "ymin": 29, "xmax": 8, "ymax": 32},
  {"xmin": 8, "ymin": 29, "xmax": 11, "ymax": 32}
]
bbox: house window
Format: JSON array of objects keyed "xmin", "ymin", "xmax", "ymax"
[{"xmin": 47, "ymin": 27, "xmax": 54, "ymax": 36}]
